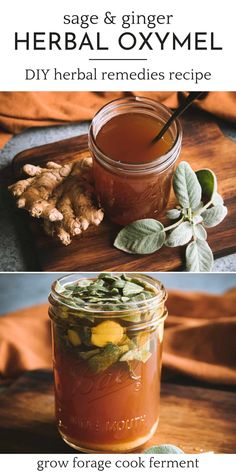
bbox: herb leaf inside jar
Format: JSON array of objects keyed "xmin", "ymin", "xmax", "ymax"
[
  {"xmin": 56, "ymin": 273, "xmax": 156, "ymax": 309},
  {"xmin": 55, "ymin": 273, "xmax": 161, "ymax": 374}
]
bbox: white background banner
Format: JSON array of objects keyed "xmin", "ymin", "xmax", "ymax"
[
  {"xmin": 0, "ymin": 0, "xmax": 234, "ymax": 90},
  {"xmin": 0, "ymin": 454, "xmax": 236, "ymax": 472}
]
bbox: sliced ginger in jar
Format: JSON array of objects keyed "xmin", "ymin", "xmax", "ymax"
[
  {"xmin": 68, "ymin": 329, "xmax": 81, "ymax": 346},
  {"xmin": 91, "ymin": 320, "xmax": 124, "ymax": 347},
  {"xmin": 136, "ymin": 331, "xmax": 150, "ymax": 347}
]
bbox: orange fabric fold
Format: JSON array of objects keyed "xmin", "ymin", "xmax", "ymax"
[
  {"xmin": 163, "ymin": 289, "xmax": 236, "ymax": 385},
  {"xmin": 0, "ymin": 92, "xmax": 235, "ymax": 149},
  {"xmin": 0, "ymin": 288, "xmax": 236, "ymax": 386}
]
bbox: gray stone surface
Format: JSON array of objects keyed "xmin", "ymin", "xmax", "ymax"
[{"xmin": 0, "ymin": 120, "xmax": 235, "ymax": 272}]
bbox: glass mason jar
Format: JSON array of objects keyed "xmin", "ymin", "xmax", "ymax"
[
  {"xmin": 49, "ymin": 273, "xmax": 167, "ymax": 453},
  {"xmin": 89, "ymin": 97, "xmax": 182, "ymax": 226}
]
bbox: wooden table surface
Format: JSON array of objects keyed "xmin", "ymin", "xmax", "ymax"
[
  {"xmin": 7, "ymin": 108, "xmax": 236, "ymax": 272},
  {"xmin": 0, "ymin": 370, "xmax": 235, "ymax": 453}
]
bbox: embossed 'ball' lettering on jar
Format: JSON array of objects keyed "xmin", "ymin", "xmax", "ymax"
[
  {"xmin": 89, "ymin": 97, "xmax": 182, "ymax": 226},
  {"xmin": 49, "ymin": 273, "xmax": 168, "ymax": 453}
]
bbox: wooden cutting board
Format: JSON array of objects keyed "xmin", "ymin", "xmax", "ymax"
[
  {"xmin": 0, "ymin": 370, "xmax": 235, "ymax": 453},
  {"xmin": 11, "ymin": 109, "xmax": 236, "ymax": 271}
]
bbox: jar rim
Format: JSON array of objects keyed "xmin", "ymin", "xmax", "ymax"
[
  {"xmin": 89, "ymin": 96, "xmax": 182, "ymax": 174},
  {"xmin": 49, "ymin": 273, "xmax": 167, "ymax": 316}
]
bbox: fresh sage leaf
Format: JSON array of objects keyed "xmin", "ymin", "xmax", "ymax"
[
  {"xmin": 114, "ymin": 219, "xmax": 165, "ymax": 254},
  {"xmin": 165, "ymin": 221, "xmax": 193, "ymax": 247},
  {"xmin": 123, "ymin": 281, "xmax": 144, "ymax": 296},
  {"xmin": 173, "ymin": 161, "xmax": 202, "ymax": 209},
  {"xmin": 111, "ymin": 288, "xmax": 119, "ymax": 294},
  {"xmin": 212, "ymin": 192, "xmax": 224, "ymax": 206},
  {"xmin": 77, "ymin": 279, "xmax": 92, "ymax": 288},
  {"xmin": 55, "ymin": 280, "xmax": 65, "ymax": 294},
  {"xmin": 60, "ymin": 289, "xmax": 74, "ymax": 298},
  {"xmin": 121, "ymin": 312, "xmax": 142, "ymax": 322},
  {"xmin": 192, "ymin": 202, "xmax": 204, "ymax": 212},
  {"xmin": 113, "ymin": 162, "xmax": 227, "ymax": 272},
  {"xmin": 166, "ymin": 208, "xmax": 181, "ymax": 220},
  {"xmin": 202, "ymin": 205, "xmax": 227, "ymax": 227},
  {"xmin": 79, "ymin": 349, "xmax": 101, "ymax": 360},
  {"xmin": 192, "ymin": 214, "xmax": 203, "ymax": 224},
  {"xmin": 119, "ymin": 347, "xmax": 151, "ymax": 364},
  {"xmin": 55, "ymin": 273, "xmax": 157, "ymax": 311},
  {"xmin": 144, "ymin": 444, "xmax": 184, "ymax": 454},
  {"xmin": 98, "ymin": 273, "xmax": 116, "ymax": 281},
  {"xmin": 186, "ymin": 239, "xmax": 214, "ymax": 272},
  {"xmin": 87, "ymin": 343, "xmax": 125, "ymax": 373},
  {"xmin": 196, "ymin": 168, "xmax": 217, "ymax": 201},
  {"xmin": 193, "ymin": 224, "xmax": 207, "ymax": 240},
  {"xmin": 112, "ymin": 279, "xmax": 126, "ymax": 289},
  {"xmin": 119, "ymin": 339, "xmax": 151, "ymax": 364}
]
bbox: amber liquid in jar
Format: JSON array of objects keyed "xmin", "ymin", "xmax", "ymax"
[
  {"xmin": 53, "ymin": 328, "xmax": 162, "ymax": 452},
  {"xmin": 93, "ymin": 111, "xmax": 176, "ymax": 226},
  {"xmin": 96, "ymin": 113, "xmax": 173, "ymax": 164}
]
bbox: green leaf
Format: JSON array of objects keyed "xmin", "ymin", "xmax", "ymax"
[
  {"xmin": 123, "ymin": 281, "xmax": 144, "ymax": 296},
  {"xmin": 186, "ymin": 240, "xmax": 214, "ymax": 272},
  {"xmin": 196, "ymin": 168, "xmax": 217, "ymax": 201},
  {"xmin": 114, "ymin": 219, "xmax": 166, "ymax": 254},
  {"xmin": 87, "ymin": 343, "xmax": 125, "ymax": 373},
  {"xmin": 202, "ymin": 205, "xmax": 227, "ymax": 227},
  {"xmin": 121, "ymin": 311, "xmax": 142, "ymax": 322},
  {"xmin": 192, "ymin": 202, "xmax": 204, "ymax": 212},
  {"xmin": 165, "ymin": 222, "xmax": 193, "ymax": 247},
  {"xmin": 192, "ymin": 214, "xmax": 203, "ymax": 224},
  {"xmin": 54, "ymin": 274, "xmax": 157, "ymax": 312},
  {"xmin": 60, "ymin": 290, "xmax": 74, "ymax": 298},
  {"xmin": 98, "ymin": 273, "xmax": 116, "ymax": 280},
  {"xmin": 79, "ymin": 349, "xmax": 101, "ymax": 360},
  {"xmin": 212, "ymin": 192, "xmax": 224, "ymax": 206},
  {"xmin": 55, "ymin": 280, "xmax": 65, "ymax": 294},
  {"xmin": 112, "ymin": 279, "xmax": 126, "ymax": 289},
  {"xmin": 173, "ymin": 161, "xmax": 202, "ymax": 209},
  {"xmin": 166, "ymin": 208, "xmax": 181, "ymax": 220},
  {"xmin": 77, "ymin": 279, "xmax": 92, "ymax": 288},
  {"xmin": 144, "ymin": 444, "xmax": 184, "ymax": 454},
  {"xmin": 119, "ymin": 349, "xmax": 150, "ymax": 363},
  {"xmin": 119, "ymin": 341, "xmax": 151, "ymax": 364},
  {"xmin": 193, "ymin": 224, "xmax": 207, "ymax": 240}
]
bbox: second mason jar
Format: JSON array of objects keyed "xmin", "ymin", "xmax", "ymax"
[
  {"xmin": 49, "ymin": 273, "xmax": 168, "ymax": 453},
  {"xmin": 89, "ymin": 97, "xmax": 182, "ymax": 226}
]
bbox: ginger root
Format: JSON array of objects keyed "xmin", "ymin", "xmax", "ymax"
[
  {"xmin": 91, "ymin": 321, "xmax": 124, "ymax": 348},
  {"xmin": 68, "ymin": 329, "xmax": 81, "ymax": 346},
  {"xmin": 9, "ymin": 152, "xmax": 104, "ymax": 245}
]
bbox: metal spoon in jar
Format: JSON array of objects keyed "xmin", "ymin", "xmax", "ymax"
[{"xmin": 150, "ymin": 91, "xmax": 205, "ymax": 145}]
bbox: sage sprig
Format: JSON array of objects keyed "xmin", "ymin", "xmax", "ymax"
[
  {"xmin": 144, "ymin": 444, "xmax": 184, "ymax": 454},
  {"xmin": 114, "ymin": 162, "xmax": 227, "ymax": 272}
]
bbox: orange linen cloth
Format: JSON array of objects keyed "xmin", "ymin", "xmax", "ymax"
[
  {"xmin": 0, "ymin": 288, "xmax": 236, "ymax": 386},
  {"xmin": 0, "ymin": 92, "xmax": 236, "ymax": 149}
]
